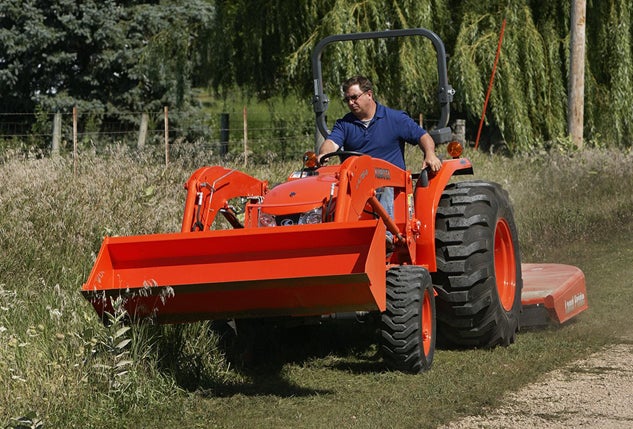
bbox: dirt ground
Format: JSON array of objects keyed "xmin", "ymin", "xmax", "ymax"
[{"xmin": 441, "ymin": 337, "xmax": 633, "ymax": 429}]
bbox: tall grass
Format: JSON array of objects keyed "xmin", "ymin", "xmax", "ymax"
[{"xmin": 1, "ymin": 144, "xmax": 632, "ymax": 427}]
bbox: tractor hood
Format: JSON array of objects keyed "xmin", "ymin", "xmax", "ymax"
[{"xmin": 253, "ymin": 168, "xmax": 338, "ymax": 216}]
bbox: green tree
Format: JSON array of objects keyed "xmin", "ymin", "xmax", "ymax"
[
  {"xmin": 284, "ymin": 0, "xmax": 454, "ymax": 113},
  {"xmin": 450, "ymin": 1, "xmax": 569, "ymax": 151},
  {"xmin": 0, "ymin": 0, "xmax": 213, "ymax": 129},
  {"xmin": 201, "ymin": 0, "xmax": 319, "ymax": 97},
  {"xmin": 203, "ymin": 0, "xmax": 454, "ymax": 118},
  {"xmin": 3, "ymin": 0, "xmax": 632, "ymax": 150},
  {"xmin": 585, "ymin": 0, "xmax": 632, "ymax": 146},
  {"xmin": 199, "ymin": 0, "xmax": 633, "ymax": 152}
]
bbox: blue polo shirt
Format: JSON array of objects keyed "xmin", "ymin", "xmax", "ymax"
[{"xmin": 327, "ymin": 102, "xmax": 426, "ymax": 170}]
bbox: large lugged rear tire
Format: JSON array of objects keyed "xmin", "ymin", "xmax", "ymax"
[
  {"xmin": 433, "ymin": 181, "xmax": 522, "ymax": 348},
  {"xmin": 381, "ymin": 266, "xmax": 436, "ymax": 373}
]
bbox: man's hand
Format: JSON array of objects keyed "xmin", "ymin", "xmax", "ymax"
[
  {"xmin": 419, "ymin": 133, "xmax": 442, "ymax": 172},
  {"xmin": 423, "ymin": 152, "xmax": 442, "ymax": 172},
  {"xmin": 318, "ymin": 139, "xmax": 339, "ymax": 164}
]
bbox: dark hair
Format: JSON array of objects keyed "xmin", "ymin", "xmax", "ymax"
[{"xmin": 342, "ymin": 75, "xmax": 373, "ymax": 93}]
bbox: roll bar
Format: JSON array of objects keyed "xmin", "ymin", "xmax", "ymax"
[{"xmin": 311, "ymin": 28, "xmax": 455, "ymax": 145}]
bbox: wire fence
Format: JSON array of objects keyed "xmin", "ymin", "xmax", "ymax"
[
  {"xmin": 0, "ymin": 108, "xmax": 318, "ymax": 165},
  {"xmin": 0, "ymin": 108, "xmax": 461, "ymax": 168}
]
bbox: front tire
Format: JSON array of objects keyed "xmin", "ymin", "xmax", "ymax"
[
  {"xmin": 381, "ymin": 266, "xmax": 436, "ymax": 373},
  {"xmin": 433, "ymin": 181, "xmax": 522, "ymax": 348}
]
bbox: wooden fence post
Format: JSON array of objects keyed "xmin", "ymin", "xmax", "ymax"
[
  {"xmin": 73, "ymin": 106, "xmax": 78, "ymax": 175},
  {"xmin": 52, "ymin": 112, "xmax": 62, "ymax": 155},
  {"xmin": 454, "ymin": 119, "xmax": 466, "ymax": 144},
  {"xmin": 164, "ymin": 106, "xmax": 169, "ymax": 166},
  {"xmin": 138, "ymin": 112, "xmax": 149, "ymax": 150},
  {"xmin": 220, "ymin": 113, "xmax": 229, "ymax": 156},
  {"xmin": 243, "ymin": 105, "xmax": 248, "ymax": 166}
]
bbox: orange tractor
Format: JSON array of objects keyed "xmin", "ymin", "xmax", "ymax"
[{"xmin": 82, "ymin": 29, "xmax": 587, "ymax": 373}]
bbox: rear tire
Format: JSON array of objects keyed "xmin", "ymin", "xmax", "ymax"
[
  {"xmin": 433, "ymin": 181, "xmax": 522, "ymax": 348},
  {"xmin": 381, "ymin": 266, "xmax": 436, "ymax": 373}
]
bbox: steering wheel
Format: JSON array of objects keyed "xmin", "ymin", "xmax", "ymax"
[{"xmin": 319, "ymin": 150, "xmax": 364, "ymax": 165}]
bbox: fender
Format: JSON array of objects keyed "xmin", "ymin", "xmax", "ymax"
[{"xmin": 414, "ymin": 158, "xmax": 474, "ymax": 271}]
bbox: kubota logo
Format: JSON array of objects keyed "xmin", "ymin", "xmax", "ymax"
[
  {"xmin": 356, "ymin": 168, "xmax": 369, "ymax": 189},
  {"xmin": 375, "ymin": 168, "xmax": 391, "ymax": 180}
]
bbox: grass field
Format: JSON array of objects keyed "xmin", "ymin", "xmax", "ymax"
[{"xmin": 1, "ymin": 144, "xmax": 632, "ymax": 428}]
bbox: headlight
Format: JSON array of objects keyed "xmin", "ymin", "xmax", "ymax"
[
  {"xmin": 298, "ymin": 208, "xmax": 323, "ymax": 225},
  {"xmin": 258, "ymin": 207, "xmax": 323, "ymax": 227},
  {"xmin": 258, "ymin": 212, "xmax": 276, "ymax": 227}
]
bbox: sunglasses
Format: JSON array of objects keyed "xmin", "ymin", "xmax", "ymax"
[{"xmin": 343, "ymin": 91, "xmax": 367, "ymax": 103}]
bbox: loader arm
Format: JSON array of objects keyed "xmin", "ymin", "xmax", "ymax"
[
  {"xmin": 181, "ymin": 166, "xmax": 268, "ymax": 232},
  {"xmin": 330, "ymin": 154, "xmax": 417, "ymax": 262},
  {"xmin": 332, "ymin": 155, "xmax": 410, "ymax": 222}
]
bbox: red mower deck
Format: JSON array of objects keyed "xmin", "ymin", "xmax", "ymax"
[{"xmin": 520, "ymin": 263, "xmax": 588, "ymax": 326}]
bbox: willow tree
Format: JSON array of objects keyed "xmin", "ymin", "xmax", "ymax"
[
  {"xmin": 204, "ymin": 0, "xmax": 454, "ymax": 116},
  {"xmin": 209, "ymin": 0, "xmax": 572, "ymax": 151},
  {"xmin": 202, "ymin": 0, "xmax": 322, "ymax": 97},
  {"xmin": 450, "ymin": 1, "xmax": 568, "ymax": 152},
  {"xmin": 201, "ymin": 0, "xmax": 633, "ymax": 151},
  {"xmin": 444, "ymin": 0, "xmax": 633, "ymax": 151},
  {"xmin": 284, "ymin": 0, "xmax": 454, "ymax": 120},
  {"xmin": 585, "ymin": 0, "xmax": 632, "ymax": 146}
]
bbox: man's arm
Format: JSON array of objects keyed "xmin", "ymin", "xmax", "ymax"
[
  {"xmin": 317, "ymin": 138, "xmax": 340, "ymax": 163},
  {"xmin": 418, "ymin": 133, "xmax": 442, "ymax": 172}
]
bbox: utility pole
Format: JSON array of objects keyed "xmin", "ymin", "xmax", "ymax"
[{"xmin": 568, "ymin": 0, "xmax": 586, "ymax": 149}]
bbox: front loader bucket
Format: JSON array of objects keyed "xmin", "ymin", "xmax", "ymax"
[{"xmin": 82, "ymin": 220, "xmax": 386, "ymax": 324}]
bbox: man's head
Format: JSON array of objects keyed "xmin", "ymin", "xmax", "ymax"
[
  {"xmin": 342, "ymin": 75, "xmax": 373, "ymax": 94},
  {"xmin": 341, "ymin": 75, "xmax": 375, "ymax": 120}
]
